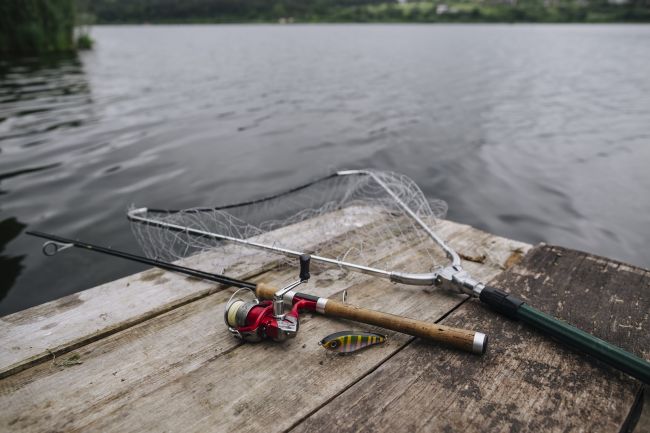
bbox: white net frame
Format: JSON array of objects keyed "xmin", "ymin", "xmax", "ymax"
[{"xmin": 128, "ymin": 170, "xmax": 454, "ymax": 284}]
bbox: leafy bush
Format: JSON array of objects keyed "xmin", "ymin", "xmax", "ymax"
[{"xmin": 0, "ymin": 0, "xmax": 76, "ymax": 55}]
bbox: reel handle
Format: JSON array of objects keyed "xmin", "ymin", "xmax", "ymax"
[
  {"xmin": 256, "ymin": 283, "xmax": 487, "ymax": 355},
  {"xmin": 299, "ymin": 254, "xmax": 311, "ymax": 282}
]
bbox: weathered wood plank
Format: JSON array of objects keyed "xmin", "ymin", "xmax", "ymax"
[
  {"xmin": 0, "ymin": 206, "xmax": 384, "ymax": 378},
  {"xmin": 639, "ymin": 396, "xmax": 650, "ymax": 433},
  {"xmin": 0, "ymin": 220, "xmax": 528, "ymax": 433},
  {"xmin": 291, "ymin": 245, "xmax": 649, "ymax": 433}
]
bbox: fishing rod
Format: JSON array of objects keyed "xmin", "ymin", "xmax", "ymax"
[
  {"xmin": 127, "ymin": 169, "xmax": 650, "ymax": 384},
  {"xmin": 29, "ymin": 231, "xmax": 256, "ymax": 290},
  {"xmin": 26, "ymin": 231, "xmax": 488, "ymax": 355}
]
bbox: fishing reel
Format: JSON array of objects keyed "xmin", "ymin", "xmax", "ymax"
[{"xmin": 224, "ymin": 255, "xmax": 311, "ymax": 342}]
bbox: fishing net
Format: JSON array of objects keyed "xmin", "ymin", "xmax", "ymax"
[
  {"xmin": 128, "ymin": 170, "xmax": 650, "ymax": 384},
  {"xmin": 129, "ymin": 170, "xmax": 451, "ymax": 283}
]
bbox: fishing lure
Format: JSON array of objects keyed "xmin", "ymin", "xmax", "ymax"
[{"xmin": 319, "ymin": 331, "xmax": 386, "ymax": 354}]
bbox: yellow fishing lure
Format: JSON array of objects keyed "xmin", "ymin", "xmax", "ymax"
[{"xmin": 319, "ymin": 331, "xmax": 387, "ymax": 354}]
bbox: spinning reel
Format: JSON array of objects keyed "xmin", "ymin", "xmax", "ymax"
[
  {"xmin": 224, "ymin": 254, "xmax": 313, "ymax": 342},
  {"xmin": 28, "ymin": 231, "xmax": 489, "ymax": 355}
]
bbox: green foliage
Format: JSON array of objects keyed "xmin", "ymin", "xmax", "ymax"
[
  {"xmin": 84, "ymin": 0, "xmax": 650, "ymax": 23},
  {"xmin": 0, "ymin": 0, "xmax": 77, "ymax": 55},
  {"xmin": 87, "ymin": 0, "xmax": 397, "ymax": 23},
  {"xmin": 76, "ymin": 33, "xmax": 93, "ymax": 50}
]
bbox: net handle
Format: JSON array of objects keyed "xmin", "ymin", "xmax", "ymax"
[
  {"xmin": 128, "ymin": 206, "xmax": 396, "ymax": 280},
  {"xmin": 127, "ymin": 169, "xmax": 459, "ymax": 286}
]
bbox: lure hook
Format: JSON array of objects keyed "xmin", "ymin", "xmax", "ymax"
[{"xmin": 42, "ymin": 241, "xmax": 74, "ymax": 257}]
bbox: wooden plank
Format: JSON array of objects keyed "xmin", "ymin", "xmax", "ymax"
[
  {"xmin": 0, "ymin": 220, "xmax": 528, "ymax": 432},
  {"xmin": 0, "ymin": 206, "xmax": 384, "ymax": 378},
  {"xmin": 639, "ymin": 396, "xmax": 650, "ymax": 433},
  {"xmin": 291, "ymin": 245, "xmax": 649, "ymax": 433}
]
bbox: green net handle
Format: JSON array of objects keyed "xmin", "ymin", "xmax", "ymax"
[
  {"xmin": 480, "ymin": 285, "xmax": 650, "ymax": 384},
  {"xmin": 518, "ymin": 304, "xmax": 650, "ymax": 384}
]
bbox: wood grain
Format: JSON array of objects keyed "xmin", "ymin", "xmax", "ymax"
[
  {"xmin": 0, "ymin": 206, "xmax": 384, "ymax": 378},
  {"xmin": 291, "ymin": 244, "xmax": 649, "ymax": 433},
  {"xmin": 0, "ymin": 218, "xmax": 527, "ymax": 433}
]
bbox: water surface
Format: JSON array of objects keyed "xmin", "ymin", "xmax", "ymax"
[{"xmin": 1, "ymin": 24, "xmax": 649, "ymax": 315}]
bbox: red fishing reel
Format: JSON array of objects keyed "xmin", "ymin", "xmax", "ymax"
[{"xmin": 224, "ymin": 255, "xmax": 314, "ymax": 342}]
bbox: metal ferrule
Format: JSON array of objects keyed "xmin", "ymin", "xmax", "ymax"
[
  {"xmin": 435, "ymin": 266, "xmax": 485, "ymax": 297},
  {"xmin": 316, "ymin": 298, "xmax": 328, "ymax": 314},
  {"xmin": 472, "ymin": 332, "xmax": 488, "ymax": 355},
  {"xmin": 452, "ymin": 273, "xmax": 485, "ymax": 298}
]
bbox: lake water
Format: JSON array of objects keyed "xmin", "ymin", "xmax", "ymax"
[{"xmin": 1, "ymin": 24, "xmax": 649, "ymax": 315}]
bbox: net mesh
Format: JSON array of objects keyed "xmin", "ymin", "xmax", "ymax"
[{"xmin": 129, "ymin": 170, "xmax": 450, "ymax": 280}]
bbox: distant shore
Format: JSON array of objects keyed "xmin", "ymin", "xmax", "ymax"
[
  {"xmin": 92, "ymin": 20, "xmax": 650, "ymax": 25},
  {"xmin": 89, "ymin": 1, "xmax": 650, "ymax": 25}
]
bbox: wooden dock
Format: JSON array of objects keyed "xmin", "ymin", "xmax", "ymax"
[{"xmin": 0, "ymin": 210, "xmax": 648, "ymax": 432}]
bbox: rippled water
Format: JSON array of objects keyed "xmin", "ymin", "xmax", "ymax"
[{"xmin": 1, "ymin": 24, "xmax": 649, "ymax": 315}]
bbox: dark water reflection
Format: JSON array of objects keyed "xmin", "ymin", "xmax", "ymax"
[
  {"xmin": 0, "ymin": 217, "xmax": 26, "ymax": 301},
  {"xmin": 1, "ymin": 25, "xmax": 649, "ymax": 315}
]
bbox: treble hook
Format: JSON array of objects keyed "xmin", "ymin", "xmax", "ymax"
[{"xmin": 42, "ymin": 241, "xmax": 74, "ymax": 257}]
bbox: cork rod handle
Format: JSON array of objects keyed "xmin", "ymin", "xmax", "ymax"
[
  {"xmin": 256, "ymin": 284, "xmax": 487, "ymax": 355},
  {"xmin": 324, "ymin": 299, "xmax": 485, "ymax": 354}
]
